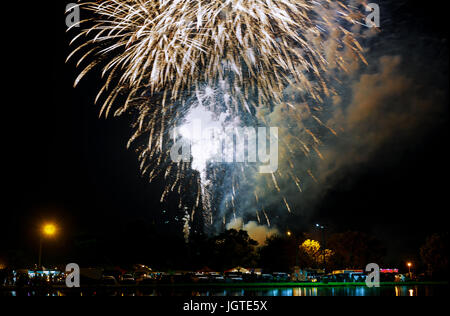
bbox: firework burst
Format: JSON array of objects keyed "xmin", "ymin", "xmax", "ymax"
[{"xmin": 68, "ymin": 0, "xmax": 368, "ymax": 231}]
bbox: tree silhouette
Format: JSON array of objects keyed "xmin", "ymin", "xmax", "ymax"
[
  {"xmin": 420, "ymin": 232, "xmax": 449, "ymax": 279},
  {"xmin": 327, "ymin": 231, "xmax": 386, "ymax": 269},
  {"xmin": 259, "ymin": 235, "xmax": 300, "ymax": 272},
  {"xmin": 208, "ymin": 229, "xmax": 258, "ymax": 271}
]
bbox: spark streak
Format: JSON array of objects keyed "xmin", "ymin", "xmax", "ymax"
[{"xmin": 69, "ymin": 0, "xmax": 367, "ymax": 231}]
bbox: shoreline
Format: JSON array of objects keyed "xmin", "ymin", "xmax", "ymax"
[{"xmin": 1, "ymin": 281, "xmax": 448, "ymax": 292}]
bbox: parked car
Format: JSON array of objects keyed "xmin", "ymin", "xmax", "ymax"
[
  {"xmin": 273, "ymin": 272, "xmax": 290, "ymax": 281},
  {"xmin": 242, "ymin": 273, "xmax": 258, "ymax": 282},
  {"xmin": 225, "ymin": 273, "xmax": 243, "ymax": 282},
  {"xmin": 193, "ymin": 273, "xmax": 209, "ymax": 282},
  {"xmin": 260, "ymin": 274, "xmax": 274, "ymax": 281},
  {"xmin": 133, "ymin": 271, "xmax": 148, "ymax": 282},
  {"xmin": 209, "ymin": 273, "xmax": 225, "ymax": 282},
  {"xmin": 120, "ymin": 274, "xmax": 136, "ymax": 285},
  {"xmin": 101, "ymin": 276, "xmax": 118, "ymax": 286}
]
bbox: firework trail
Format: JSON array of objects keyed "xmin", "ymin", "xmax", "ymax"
[{"xmin": 68, "ymin": 0, "xmax": 367, "ymax": 232}]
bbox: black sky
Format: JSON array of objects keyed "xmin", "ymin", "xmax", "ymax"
[{"xmin": 1, "ymin": 0, "xmax": 448, "ymax": 266}]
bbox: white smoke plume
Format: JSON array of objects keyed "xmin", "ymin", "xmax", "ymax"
[{"xmin": 226, "ymin": 217, "xmax": 279, "ymax": 245}]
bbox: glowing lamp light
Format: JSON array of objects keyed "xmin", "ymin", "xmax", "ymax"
[
  {"xmin": 407, "ymin": 262, "xmax": 413, "ymax": 275},
  {"xmin": 42, "ymin": 224, "xmax": 57, "ymax": 237}
]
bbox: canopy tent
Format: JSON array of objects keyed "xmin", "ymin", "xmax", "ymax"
[
  {"xmin": 225, "ymin": 267, "xmax": 250, "ymax": 274},
  {"xmin": 196, "ymin": 266, "xmax": 214, "ymax": 273}
]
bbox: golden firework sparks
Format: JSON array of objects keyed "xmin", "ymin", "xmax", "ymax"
[{"xmin": 68, "ymin": 0, "xmax": 367, "ymax": 228}]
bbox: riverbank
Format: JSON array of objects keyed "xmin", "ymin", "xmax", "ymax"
[{"xmin": 1, "ymin": 281, "xmax": 447, "ymax": 292}]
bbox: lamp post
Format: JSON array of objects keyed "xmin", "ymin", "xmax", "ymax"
[
  {"xmin": 287, "ymin": 230, "xmax": 301, "ymax": 280},
  {"xmin": 38, "ymin": 224, "xmax": 57, "ymax": 268},
  {"xmin": 407, "ymin": 262, "xmax": 412, "ymax": 277},
  {"xmin": 286, "ymin": 230, "xmax": 295, "ymax": 262},
  {"xmin": 316, "ymin": 224, "xmax": 326, "ymax": 272}
]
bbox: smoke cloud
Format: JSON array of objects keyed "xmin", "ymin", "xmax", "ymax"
[
  {"xmin": 244, "ymin": 50, "xmax": 447, "ymax": 229},
  {"xmin": 211, "ymin": 14, "xmax": 448, "ymax": 235},
  {"xmin": 319, "ymin": 54, "xmax": 447, "ymax": 182},
  {"xmin": 226, "ymin": 217, "xmax": 279, "ymax": 245}
]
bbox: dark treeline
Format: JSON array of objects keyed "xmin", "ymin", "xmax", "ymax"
[{"xmin": 1, "ymin": 222, "xmax": 447, "ymax": 280}]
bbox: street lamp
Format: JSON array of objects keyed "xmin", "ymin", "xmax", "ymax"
[
  {"xmin": 407, "ymin": 262, "xmax": 412, "ymax": 275},
  {"xmin": 38, "ymin": 223, "xmax": 57, "ymax": 268},
  {"xmin": 315, "ymin": 224, "xmax": 327, "ymax": 272},
  {"xmin": 286, "ymin": 230, "xmax": 301, "ymax": 279}
]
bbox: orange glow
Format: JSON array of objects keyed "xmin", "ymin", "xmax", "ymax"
[{"xmin": 42, "ymin": 224, "xmax": 57, "ymax": 237}]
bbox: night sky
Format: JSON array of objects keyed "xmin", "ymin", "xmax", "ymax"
[{"xmin": 2, "ymin": 0, "xmax": 448, "ymax": 267}]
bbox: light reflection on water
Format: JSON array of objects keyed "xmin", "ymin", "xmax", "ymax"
[{"xmin": 3, "ymin": 285, "xmax": 447, "ymax": 297}]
